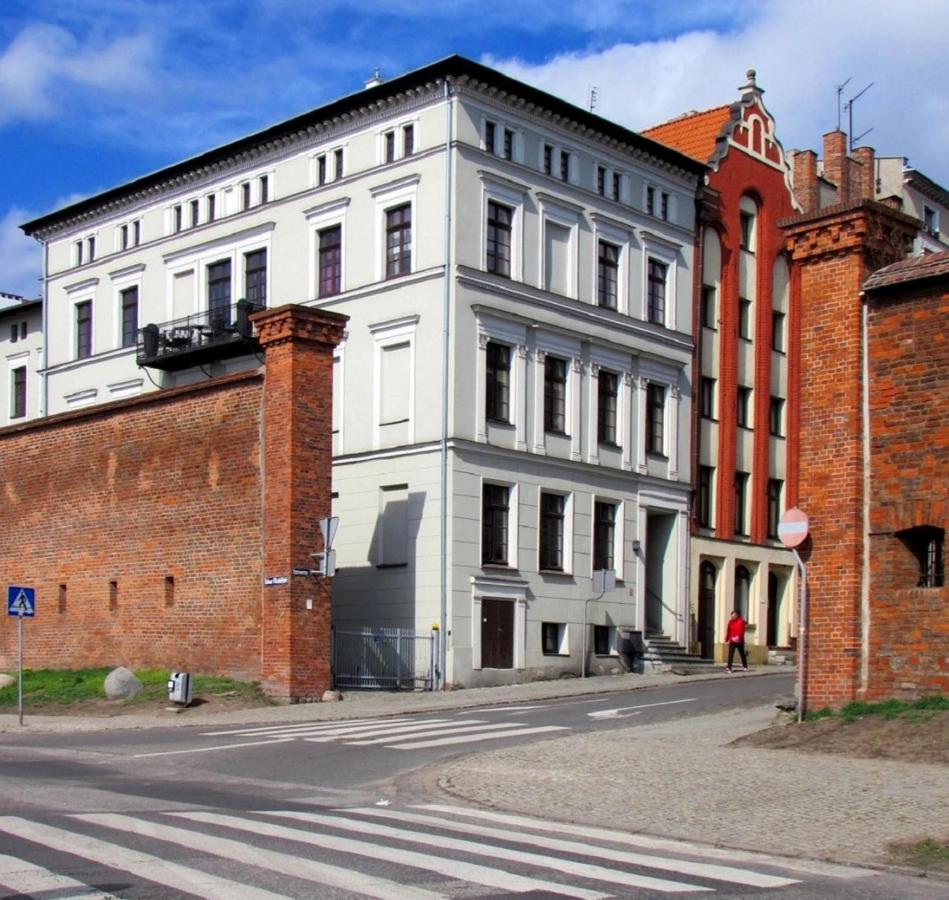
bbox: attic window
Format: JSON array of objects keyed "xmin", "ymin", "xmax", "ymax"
[{"xmin": 899, "ymin": 525, "xmax": 944, "ymax": 588}]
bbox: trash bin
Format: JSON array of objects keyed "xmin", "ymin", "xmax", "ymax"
[
  {"xmin": 167, "ymin": 672, "xmax": 192, "ymax": 706},
  {"xmin": 618, "ymin": 629, "xmax": 645, "ymax": 674}
]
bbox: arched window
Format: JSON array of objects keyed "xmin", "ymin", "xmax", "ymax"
[{"xmin": 735, "ymin": 565, "xmax": 751, "ymax": 619}]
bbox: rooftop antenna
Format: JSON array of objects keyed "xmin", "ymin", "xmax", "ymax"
[
  {"xmin": 845, "ymin": 82, "xmax": 874, "ymax": 152},
  {"xmin": 588, "ymin": 85, "xmax": 598, "ymax": 113},
  {"xmin": 835, "ymin": 77, "xmax": 851, "ymax": 131}
]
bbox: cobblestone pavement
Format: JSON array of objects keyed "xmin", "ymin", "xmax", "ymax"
[{"xmin": 430, "ymin": 703, "xmax": 949, "ymax": 870}]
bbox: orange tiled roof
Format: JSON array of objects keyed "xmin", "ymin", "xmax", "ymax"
[{"xmin": 643, "ymin": 105, "xmax": 733, "ymax": 164}]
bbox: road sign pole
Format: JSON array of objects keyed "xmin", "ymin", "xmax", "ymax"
[
  {"xmin": 18, "ymin": 613, "xmax": 23, "ymax": 727},
  {"xmin": 792, "ymin": 548, "xmax": 808, "ymax": 724}
]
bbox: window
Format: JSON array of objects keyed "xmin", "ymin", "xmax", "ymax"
[
  {"xmin": 645, "ymin": 186, "xmax": 655, "ymax": 216},
  {"xmin": 173, "ymin": 204, "xmax": 183, "ymax": 232},
  {"xmin": 482, "ymin": 483, "xmax": 510, "ymax": 565},
  {"xmin": 767, "ymin": 479, "xmax": 783, "ymax": 539},
  {"xmin": 543, "ymin": 356, "xmax": 567, "ymax": 433},
  {"xmin": 120, "ymin": 286, "xmax": 138, "ymax": 349},
  {"xmin": 700, "ymin": 377, "xmax": 716, "ymax": 419},
  {"xmin": 660, "ymin": 192, "xmax": 669, "ymax": 221},
  {"xmin": 486, "ymin": 201, "xmax": 512, "ymax": 277},
  {"xmin": 403, "ymin": 124, "xmax": 414, "ymax": 156},
  {"xmin": 259, "ymin": 174, "xmax": 269, "ymax": 204},
  {"xmin": 120, "ymin": 224, "xmax": 129, "ymax": 251},
  {"xmin": 207, "ymin": 195, "xmax": 216, "ymax": 222},
  {"xmin": 317, "ymin": 154, "xmax": 327, "ymax": 185},
  {"xmin": 190, "ymin": 199, "xmax": 199, "ymax": 228},
  {"xmin": 737, "ymin": 386, "xmax": 752, "ymax": 428},
  {"xmin": 484, "ymin": 120, "xmax": 496, "ymax": 154},
  {"xmin": 701, "ymin": 286, "xmax": 716, "ymax": 329},
  {"xmin": 698, "ymin": 465, "xmax": 714, "ymax": 528},
  {"xmin": 83, "ymin": 236, "xmax": 95, "ymax": 263},
  {"xmin": 646, "ymin": 383, "xmax": 665, "ymax": 455},
  {"xmin": 612, "ymin": 172, "xmax": 622, "ymax": 201},
  {"xmin": 10, "ymin": 366, "xmax": 26, "ymax": 419},
  {"xmin": 740, "ymin": 211, "xmax": 754, "ymax": 251},
  {"xmin": 769, "ymin": 396, "xmax": 784, "ymax": 436},
  {"xmin": 502, "ymin": 128, "xmax": 514, "ymax": 160},
  {"xmin": 75, "ymin": 301, "xmax": 92, "ymax": 359},
  {"xmin": 543, "ymin": 143, "xmax": 553, "ymax": 176},
  {"xmin": 19, "ymin": 322, "xmax": 25, "ymax": 339},
  {"xmin": 593, "ymin": 625, "xmax": 611, "ymax": 655},
  {"xmin": 772, "ymin": 311, "xmax": 786, "ymax": 352},
  {"xmin": 318, "ymin": 226, "xmax": 342, "ymax": 297},
  {"xmin": 899, "ymin": 526, "xmax": 944, "ymax": 587},
  {"xmin": 560, "ymin": 150, "xmax": 570, "ymax": 182},
  {"xmin": 75, "ymin": 240, "xmax": 84, "ymax": 266},
  {"xmin": 923, "ymin": 205, "xmax": 939, "ymax": 237},
  {"xmin": 241, "ymin": 182, "xmax": 251, "ymax": 211},
  {"xmin": 647, "ymin": 260, "xmax": 667, "ymax": 325},
  {"xmin": 9, "ymin": 324, "xmax": 17, "ymax": 343},
  {"xmin": 385, "ymin": 130, "xmax": 396, "ymax": 163},
  {"xmin": 133, "ymin": 220, "xmax": 140, "ymax": 245},
  {"xmin": 739, "ymin": 298, "xmax": 752, "ymax": 340},
  {"xmin": 597, "ymin": 241, "xmax": 618, "ymax": 309},
  {"xmin": 734, "ymin": 471, "xmax": 749, "ymax": 535},
  {"xmin": 208, "ymin": 259, "xmax": 232, "ymax": 326},
  {"xmin": 596, "ymin": 166, "xmax": 606, "ymax": 196},
  {"xmin": 244, "ymin": 249, "xmax": 267, "ymax": 306},
  {"xmin": 735, "ymin": 565, "xmax": 751, "ymax": 618},
  {"xmin": 385, "ymin": 204, "xmax": 412, "ymax": 278},
  {"xmin": 539, "ymin": 492, "xmax": 565, "ymax": 571},
  {"xmin": 334, "ymin": 148, "xmax": 344, "ymax": 179},
  {"xmin": 597, "ymin": 371, "xmax": 618, "ymax": 445},
  {"xmin": 542, "ymin": 622, "xmax": 566, "ymax": 655},
  {"xmin": 485, "ymin": 341, "xmax": 511, "ymax": 423},
  {"xmin": 593, "ymin": 501, "xmax": 616, "ymax": 571}
]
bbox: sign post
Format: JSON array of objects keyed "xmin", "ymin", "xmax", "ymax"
[
  {"xmin": 7, "ymin": 586, "xmax": 36, "ymax": 727},
  {"xmin": 777, "ymin": 509, "xmax": 809, "ymax": 723}
]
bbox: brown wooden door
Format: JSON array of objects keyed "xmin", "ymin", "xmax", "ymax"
[{"xmin": 481, "ymin": 598, "xmax": 514, "ymax": 669}]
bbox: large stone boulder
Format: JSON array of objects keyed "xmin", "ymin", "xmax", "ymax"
[
  {"xmin": 104, "ymin": 667, "xmax": 143, "ymax": 700},
  {"xmin": 0, "ymin": 673, "xmax": 14, "ymax": 689}
]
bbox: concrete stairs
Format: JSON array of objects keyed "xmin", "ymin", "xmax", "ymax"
[
  {"xmin": 768, "ymin": 648, "xmax": 798, "ymax": 666},
  {"xmin": 641, "ymin": 633, "xmax": 716, "ymax": 673}
]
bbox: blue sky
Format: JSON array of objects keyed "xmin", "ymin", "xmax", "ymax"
[{"xmin": 2, "ymin": 0, "xmax": 947, "ymax": 297}]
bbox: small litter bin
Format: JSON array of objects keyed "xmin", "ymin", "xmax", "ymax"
[
  {"xmin": 167, "ymin": 672, "xmax": 192, "ymax": 706},
  {"xmin": 618, "ymin": 629, "xmax": 645, "ymax": 674}
]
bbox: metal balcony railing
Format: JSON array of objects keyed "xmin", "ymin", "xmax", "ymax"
[{"xmin": 136, "ymin": 299, "xmax": 263, "ymax": 370}]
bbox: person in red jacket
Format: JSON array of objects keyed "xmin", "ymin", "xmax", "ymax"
[{"xmin": 724, "ymin": 609, "xmax": 748, "ymax": 672}]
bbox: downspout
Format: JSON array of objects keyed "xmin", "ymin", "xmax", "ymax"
[
  {"xmin": 688, "ymin": 193, "xmax": 706, "ymax": 652},
  {"xmin": 859, "ymin": 293, "xmax": 871, "ymax": 697},
  {"xmin": 438, "ymin": 78, "xmax": 453, "ymax": 689},
  {"xmin": 40, "ymin": 237, "xmax": 49, "ymax": 418}
]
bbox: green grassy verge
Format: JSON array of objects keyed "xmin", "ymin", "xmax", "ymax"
[
  {"xmin": 0, "ymin": 668, "xmax": 272, "ymax": 708},
  {"xmin": 888, "ymin": 838, "xmax": 949, "ymax": 873},
  {"xmin": 805, "ymin": 694, "xmax": 947, "ymax": 722}
]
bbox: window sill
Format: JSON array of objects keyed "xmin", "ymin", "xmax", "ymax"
[
  {"xmin": 539, "ymin": 568, "xmax": 572, "ymax": 577},
  {"xmin": 482, "ymin": 562, "xmax": 516, "ymax": 571},
  {"xmin": 542, "ymin": 652, "xmax": 570, "ymax": 657},
  {"xmin": 487, "ymin": 417, "xmax": 514, "ymax": 428},
  {"xmin": 737, "ymin": 425, "xmax": 753, "ymax": 432},
  {"xmin": 545, "ymin": 429, "xmax": 570, "ymax": 438},
  {"xmin": 700, "ymin": 415, "xmax": 718, "ymax": 423},
  {"xmin": 646, "ymin": 451, "xmax": 668, "ymax": 461},
  {"xmin": 376, "ymin": 563, "xmax": 408, "ymax": 570},
  {"xmin": 598, "ymin": 440, "xmax": 622, "ymax": 451}
]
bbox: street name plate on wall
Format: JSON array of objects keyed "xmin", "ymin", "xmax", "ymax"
[
  {"xmin": 264, "ymin": 575, "xmax": 289, "ymax": 586},
  {"xmin": 291, "ymin": 568, "xmax": 310, "ymax": 577}
]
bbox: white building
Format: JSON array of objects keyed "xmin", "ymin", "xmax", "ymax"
[
  {"xmin": 0, "ymin": 294, "xmax": 43, "ymax": 426},
  {"xmin": 22, "ymin": 56, "xmax": 704, "ymax": 687},
  {"xmin": 874, "ymin": 159, "xmax": 949, "ymax": 256}
]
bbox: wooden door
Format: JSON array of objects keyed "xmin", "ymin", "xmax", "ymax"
[{"xmin": 481, "ymin": 598, "xmax": 514, "ymax": 669}]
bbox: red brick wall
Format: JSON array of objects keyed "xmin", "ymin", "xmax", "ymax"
[
  {"xmin": 0, "ymin": 372, "xmax": 264, "ymax": 680},
  {"xmin": 865, "ymin": 283, "xmax": 949, "ymax": 698}
]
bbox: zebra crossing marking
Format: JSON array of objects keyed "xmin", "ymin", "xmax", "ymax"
[
  {"xmin": 346, "ymin": 806, "xmax": 797, "ymax": 889},
  {"xmin": 301, "ymin": 718, "xmax": 470, "ymax": 742},
  {"xmin": 201, "ymin": 716, "xmax": 418, "ymax": 737},
  {"xmin": 133, "ymin": 736, "xmax": 296, "ymax": 758},
  {"xmin": 0, "ymin": 816, "xmax": 287, "ymax": 900},
  {"xmin": 343, "ymin": 721, "xmax": 527, "ymax": 746},
  {"xmin": 385, "ymin": 724, "xmax": 567, "ymax": 748},
  {"xmin": 0, "ymin": 852, "xmax": 113, "ymax": 899},
  {"xmin": 171, "ymin": 809, "xmax": 612, "ymax": 899}
]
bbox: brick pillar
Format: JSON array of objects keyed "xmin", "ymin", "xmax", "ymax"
[
  {"xmin": 822, "ymin": 131, "xmax": 849, "ymax": 204},
  {"xmin": 783, "ymin": 201, "xmax": 917, "ymax": 710},
  {"xmin": 851, "ymin": 147, "xmax": 875, "ymax": 201},
  {"xmin": 252, "ymin": 304, "xmax": 347, "ymax": 701},
  {"xmin": 790, "ymin": 150, "xmax": 819, "ymax": 214}
]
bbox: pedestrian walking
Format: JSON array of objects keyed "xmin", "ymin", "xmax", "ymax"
[{"xmin": 724, "ymin": 609, "xmax": 748, "ymax": 673}]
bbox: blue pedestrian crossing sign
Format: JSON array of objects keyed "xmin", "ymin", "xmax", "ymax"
[{"xmin": 7, "ymin": 586, "xmax": 35, "ymax": 617}]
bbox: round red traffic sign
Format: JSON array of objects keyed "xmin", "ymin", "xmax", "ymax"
[{"xmin": 777, "ymin": 507, "xmax": 809, "ymax": 548}]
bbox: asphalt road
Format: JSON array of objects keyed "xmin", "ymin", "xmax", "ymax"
[{"xmin": 0, "ymin": 673, "xmax": 937, "ymax": 898}]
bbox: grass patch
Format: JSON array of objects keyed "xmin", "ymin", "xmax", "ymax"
[
  {"xmin": 804, "ymin": 694, "xmax": 947, "ymax": 723},
  {"xmin": 0, "ymin": 668, "xmax": 271, "ymax": 708},
  {"xmin": 888, "ymin": 838, "xmax": 949, "ymax": 873}
]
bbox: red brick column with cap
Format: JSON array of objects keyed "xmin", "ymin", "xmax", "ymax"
[{"xmin": 252, "ymin": 304, "xmax": 347, "ymax": 701}]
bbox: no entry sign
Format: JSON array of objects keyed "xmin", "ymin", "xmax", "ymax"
[{"xmin": 778, "ymin": 507, "xmax": 809, "ymax": 548}]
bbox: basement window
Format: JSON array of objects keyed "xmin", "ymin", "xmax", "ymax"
[{"xmin": 899, "ymin": 526, "xmax": 944, "ymax": 588}]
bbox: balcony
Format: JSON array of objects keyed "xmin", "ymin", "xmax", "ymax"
[{"xmin": 136, "ymin": 299, "xmax": 263, "ymax": 371}]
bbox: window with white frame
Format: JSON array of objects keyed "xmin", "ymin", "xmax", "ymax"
[
  {"xmin": 543, "ymin": 356, "xmax": 568, "ymax": 433},
  {"xmin": 481, "ymin": 176, "xmax": 525, "ymax": 281},
  {"xmin": 244, "ymin": 249, "xmax": 267, "ymax": 306},
  {"xmin": 75, "ymin": 300, "xmax": 93, "ymax": 359},
  {"xmin": 641, "ymin": 236, "xmax": 679, "ymax": 327},
  {"xmin": 597, "ymin": 370, "xmax": 618, "ymax": 444},
  {"xmin": 486, "ymin": 201, "xmax": 513, "ymax": 277},
  {"xmin": 485, "ymin": 341, "xmax": 511, "ymax": 423},
  {"xmin": 120, "ymin": 286, "xmax": 138, "ymax": 348},
  {"xmin": 10, "ymin": 365, "xmax": 26, "ymax": 419},
  {"xmin": 539, "ymin": 491, "xmax": 569, "ymax": 572},
  {"xmin": 597, "ymin": 240, "xmax": 619, "ymax": 309},
  {"xmin": 312, "ymin": 147, "xmax": 345, "ymax": 187},
  {"xmin": 646, "ymin": 382, "xmax": 665, "ymax": 455},
  {"xmin": 482, "ymin": 482, "xmax": 513, "ymax": 566},
  {"xmin": 647, "ymin": 259, "xmax": 667, "ymax": 324},
  {"xmin": 305, "ymin": 197, "xmax": 349, "ymax": 299},
  {"xmin": 371, "ymin": 175, "xmax": 419, "ymax": 282},
  {"xmin": 542, "ymin": 622, "xmax": 568, "ymax": 655}
]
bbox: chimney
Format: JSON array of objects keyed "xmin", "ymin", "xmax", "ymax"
[
  {"xmin": 364, "ymin": 69, "xmax": 384, "ymax": 89},
  {"xmin": 790, "ymin": 149, "xmax": 819, "ymax": 214},
  {"xmin": 851, "ymin": 146, "xmax": 876, "ymax": 201},
  {"xmin": 822, "ymin": 130, "xmax": 849, "ymax": 203}
]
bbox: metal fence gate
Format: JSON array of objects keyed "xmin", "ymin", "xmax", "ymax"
[{"xmin": 331, "ymin": 626, "xmax": 439, "ymax": 691}]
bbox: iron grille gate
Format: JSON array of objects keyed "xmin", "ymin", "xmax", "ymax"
[{"xmin": 332, "ymin": 627, "xmax": 439, "ymax": 691}]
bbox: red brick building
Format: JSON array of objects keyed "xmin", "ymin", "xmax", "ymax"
[
  {"xmin": 0, "ymin": 305, "xmax": 345, "ymax": 701},
  {"xmin": 645, "ymin": 71, "xmax": 801, "ymax": 663}
]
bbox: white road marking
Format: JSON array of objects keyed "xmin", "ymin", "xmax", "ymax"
[
  {"xmin": 416, "ymin": 804, "xmax": 877, "ymax": 879},
  {"xmin": 0, "ymin": 817, "xmax": 286, "ymax": 900},
  {"xmin": 201, "ymin": 716, "xmax": 413, "ymax": 737},
  {"xmin": 0, "ymin": 852, "xmax": 113, "ymax": 898},
  {"xmin": 588, "ymin": 697, "xmax": 696, "ymax": 719},
  {"xmin": 171, "ymin": 810, "xmax": 611, "ymax": 899},
  {"xmin": 386, "ymin": 724, "xmax": 568, "ymax": 748},
  {"xmin": 470, "ymin": 705, "xmax": 553, "ymax": 712},
  {"xmin": 249, "ymin": 809, "xmax": 707, "ymax": 894},
  {"xmin": 347, "ymin": 807, "xmax": 798, "ymax": 888},
  {"xmin": 344, "ymin": 721, "xmax": 524, "ymax": 745},
  {"xmin": 132, "ymin": 737, "xmax": 296, "ymax": 758},
  {"xmin": 301, "ymin": 718, "xmax": 469, "ymax": 742},
  {"xmin": 76, "ymin": 812, "xmax": 441, "ymax": 900}
]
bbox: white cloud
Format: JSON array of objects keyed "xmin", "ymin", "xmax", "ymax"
[
  {"xmin": 484, "ymin": 0, "xmax": 949, "ymax": 186},
  {"xmin": 0, "ymin": 207, "xmax": 42, "ymax": 298}
]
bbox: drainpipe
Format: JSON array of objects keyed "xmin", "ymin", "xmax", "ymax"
[
  {"xmin": 40, "ymin": 237, "xmax": 49, "ymax": 418},
  {"xmin": 438, "ymin": 78, "xmax": 454, "ymax": 689},
  {"xmin": 859, "ymin": 294, "xmax": 871, "ymax": 697}
]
